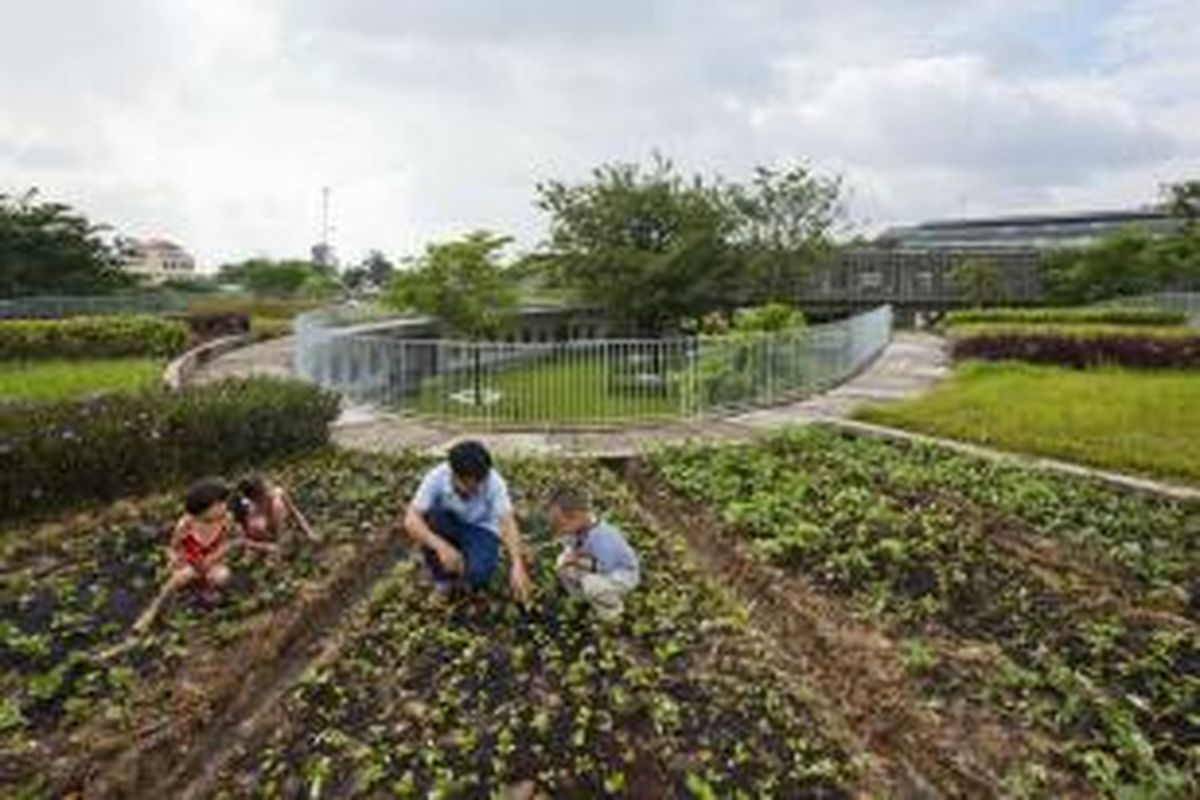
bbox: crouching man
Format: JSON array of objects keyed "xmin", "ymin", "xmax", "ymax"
[
  {"xmin": 548, "ymin": 486, "xmax": 640, "ymax": 622},
  {"xmin": 403, "ymin": 440, "xmax": 532, "ymax": 605}
]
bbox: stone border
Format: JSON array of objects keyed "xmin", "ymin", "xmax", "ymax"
[
  {"xmin": 822, "ymin": 417, "xmax": 1200, "ymax": 502},
  {"xmin": 163, "ymin": 334, "xmax": 253, "ymax": 390}
]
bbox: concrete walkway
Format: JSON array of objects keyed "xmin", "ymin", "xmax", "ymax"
[
  {"xmin": 192, "ymin": 331, "xmax": 949, "ymax": 457},
  {"xmin": 189, "ymin": 332, "xmax": 1200, "ymax": 498},
  {"xmin": 191, "ymin": 335, "xmax": 296, "ymax": 384},
  {"xmin": 328, "ymin": 332, "xmax": 951, "ymax": 458}
]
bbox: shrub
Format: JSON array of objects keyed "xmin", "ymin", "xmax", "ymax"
[
  {"xmin": 0, "ymin": 377, "xmax": 340, "ymax": 519},
  {"xmin": 0, "ymin": 315, "xmax": 187, "ymax": 361},
  {"xmin": 251, "ymin": 317, "xmax": 294, "ymax": 340},
  {"xmin": 943, "ymin": 307, "xmax": 1186, "ymax": 328},
  {"xmin": 180, "ymin": 311, "xmax": 251, "ymax": 343},
  {"xmin": 950, "ymin": 324, "xmax": 1200, "ymax": 369},
  {"xmin": 186, "ymin": 297, "xmax": 321, "ymax": 320}
]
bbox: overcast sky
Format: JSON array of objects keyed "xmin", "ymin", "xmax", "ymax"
[{"xmin": 1, "ymin": 0, "xmax": 1197, "ymax": 269}]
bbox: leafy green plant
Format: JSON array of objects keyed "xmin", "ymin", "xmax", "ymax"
[
  {"xmin": 0, "ymin": 315, "xmax": 187, "ymax": 361},
  {"xmin": 0, "ymin": 377, "xmax": 339, "ymax": 519}
]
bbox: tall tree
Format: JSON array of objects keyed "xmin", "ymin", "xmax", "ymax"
[
  {"xmin": 217, "ymin": 258, "xmax": 328, "ymax": 297},
  {"xmin": 535, "ymin": 156, "xmax": 740, "ymax": 335},
  {"xmin": 1164, "ymin": 179, "xmax": 1200, "ymax": 224},
  {"xmin": 0, "ymin": 189, "xmax": 128, "ymax": 296},
  {"xmin": 383, "ymin": 231, "xmax": 518, "ymax": 338},
  {"xmin": 363, "ymin": 250, "xmax": 396, "ymax": 287},
  {"xmin": 726, "ymin": 166, "xmax": 843, "ymax": 304}
]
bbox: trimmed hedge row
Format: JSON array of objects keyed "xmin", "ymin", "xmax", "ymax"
[
  {"xmin": 951, "ymin": 324, "xmax": 1200, "ymax": 369},
  {"xmin": 0, "ymin": 377, "xmax": 340, "ymax": 519},
  {"xmin": 943, "ymin": 307, "xmax": 1186, "ymax": 328},
  {"xmin": 0, "ymin": 315, "xmax": 188, "ymax": 361}
]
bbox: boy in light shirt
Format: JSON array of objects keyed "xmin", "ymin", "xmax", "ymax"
[{"xmin": 547, "ymin": 486, "xmax": 640, "ymax": 622}]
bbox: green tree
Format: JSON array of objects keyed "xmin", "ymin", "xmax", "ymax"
[
  {"xmin": 384, "ymin": 231, "xmax": 519, "ymax": 407},
  {"xmin": 0, "ymin": 189, "xmax": 129, "ymax": 296},
  {"xmin": 952, "ymin": 257, "xmax": 1004, "ymax": 307},
  {"xmin": 364, "ymin": 250, "xmax": 396, "ymax": 287},
  {"xmin": 383, "ymin": 231, "xmax": 519, "ymax": 338},
  {"xmin": 1164, "ymin": 179, "xmax": 1200, "ymax": 224},
  {"xmin": 1041, "ymin": 228, "xmax": 1161, "ymax": 304},
  {"xmin": 535, "ymin": 155, "xmax": 740, "ymax": 335},
  {"xmin": 726, "ymin": 166, "xmax": 843, "ymax": 304},
  {"xmin": 217, "ymin": 258, "xmax": 325, "ymax": 297}
]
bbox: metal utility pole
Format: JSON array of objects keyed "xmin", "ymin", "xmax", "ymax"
[{"xmin": 321, "ymin": 186, "xmax": 331, "ymax": 248}]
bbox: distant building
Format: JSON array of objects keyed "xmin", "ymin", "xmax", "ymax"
[
  {"xmin": 118, "ymin": 238, "xmax": 197, "ymax": 284},
  {"xmin": 875, "ymin": 207, "xmax": 1179, "ymax": 251},
  {"xmin": 804, "ymin": 207, "xmax": 1182, "ymax": 314}
]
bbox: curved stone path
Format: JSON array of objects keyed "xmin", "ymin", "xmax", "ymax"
[{"xmin": 193, "ymin": 332, "xmax": 951, "ymax": 458}]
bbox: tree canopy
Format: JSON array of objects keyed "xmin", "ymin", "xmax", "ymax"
[
  {"xmin": 535, "ymin": 157, "xmax": 842, "ymax": 335},
  {"xmin": 217, "ymin": 258, "xmax": 339, "ymax": 298},
  {"xmin": 0, "ymin": 189, "xmax": 129, "ymax": 297},
  {"xmin": 383, "ymin": 231, "xmax": 519, "ymax": 338}
]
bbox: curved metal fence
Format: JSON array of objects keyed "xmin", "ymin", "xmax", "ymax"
[{"xmin": 295, "ymin": 305, "xmax": 893, "ymax": 428}]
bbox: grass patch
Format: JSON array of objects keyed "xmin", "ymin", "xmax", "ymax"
[
  {"xmin": 0, "ymin": 359, "xmax": 162, "ymax": 404},
  {"xmin": 413, "ymin": 354, "xmax": 682, "ymax": 425},
  {"xmin": 856, "ymin": 361, "xmax": 1200, "ymax": 484}
]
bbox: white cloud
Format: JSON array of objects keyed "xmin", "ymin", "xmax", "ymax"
[{"xmin": 0, "ymin": 0, "xmax": 1196, "ymax": 268}]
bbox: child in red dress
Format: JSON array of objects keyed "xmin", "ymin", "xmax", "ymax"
[{"xmin": 132, "ymin": 478, "xmax": 236, "ymax": 634}]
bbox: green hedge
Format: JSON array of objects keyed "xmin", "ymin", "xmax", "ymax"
[
  {"xmin": 0, "ymin": 377, "xmax": 340, "ymax": 519},
  {"xmin": 943, "ymin": 307, "xmax": 1186, "ymax": 328},
  {"xmin": 0, "ymin": 315, "xmax": 188, "ymax": 361}
]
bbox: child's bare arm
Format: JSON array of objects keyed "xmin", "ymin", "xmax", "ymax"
[{"xmin": 166, "ymin": 519, "xmax": 188, "ymax": 566}]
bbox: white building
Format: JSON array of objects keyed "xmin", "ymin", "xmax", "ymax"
[{"xmin": 118, "ymin": 238, "xmax": 197, "ymax": 283}]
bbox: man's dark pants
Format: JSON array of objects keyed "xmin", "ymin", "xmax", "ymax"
[{"xmin": 422, "ymin": 508, "xmax": 499, "ymax": 590}]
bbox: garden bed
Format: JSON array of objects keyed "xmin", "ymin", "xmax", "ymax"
[
  {"xmin": 0, "ymin": 449, "xmax": 425, "ymax": 798},
  {"xmin": 647, "ymin": 426, "xmax": 1200, "ymax": 798},
  {"xmin": 205, "ymin": 459, "xmax": 859, "ymax": 799}
]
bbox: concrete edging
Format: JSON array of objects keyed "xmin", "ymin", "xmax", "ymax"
[
  {"xmin": 820, "ymin": 417, "xmax": 1200, "ymax": 502},
  {"xmin": 163, "ymin": 334, "xmax": 254, "ymax": 390}
]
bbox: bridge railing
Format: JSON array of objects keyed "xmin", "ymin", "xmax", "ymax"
[{"xmin": 294, "ymin": 305, "xmax": 894, "ymax": 428}]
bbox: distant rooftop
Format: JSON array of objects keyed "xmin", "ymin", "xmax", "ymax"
[{"xmin": 877, "ymin": 206, "xmax": 1180, "ymax": 250}]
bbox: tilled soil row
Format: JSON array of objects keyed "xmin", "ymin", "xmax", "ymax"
[
  {"xmin": 620, "ymin": 459, "xmax": 1091, "ymax": 799},
  {"xmin": 66, "ymin": 526, "xmax": 407, "ymax": 799}
]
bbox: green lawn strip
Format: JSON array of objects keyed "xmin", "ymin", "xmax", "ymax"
[
  {"xmin": 0, "ymin": 359, "xmax": 163, "ymax": 403},
  {"xmin": 0, "ymin": 449, "xmax": 425, "ymax": 795},
  {"xmin": 857, "ymin": 361, "xmax": 1200, "ymax": 486},
  {"xmin": 214, "ymin": 459, "xmax": 856, "ymax": 798},
  {"xmin": 650, "ymin": 431, "xmax": 1199, "ymax": 797},
  {"xmin": 414, "ymin": 354, "xmax": 682, "ymax": 425}
]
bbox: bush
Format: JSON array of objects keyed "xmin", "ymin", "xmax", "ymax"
[
  {"xmin": 0, "ymin": 377, "xmax": 340, "ymax": 519},
  {"xmin": 0, "ymin": 315, "xmax": 187, "ymax": 361},
  {"xmin": 179, "ymin": 311, "xmax": 251, "ymax": 343},
  {"xmin": 251, "ymin": 317, "xmax": 294, "ymax": 340},
  {"xmin": 943, "ymin": 307, "xmax": 1186, "ymax": 328},
  {"xmin": 950, "ymin": 324, "xmax": 1200, "ymax": 369},
  {"xmin": 186, "ymin": 297, "xmax": 321, "ymax": 320}
]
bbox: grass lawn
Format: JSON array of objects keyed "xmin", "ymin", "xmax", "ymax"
[
  {"xmin": 413, "ymin": 354, "xmax": 683, "ymax": 425},
  {"xmin": 0, "ymin": 358, "xmax": 162, "ymax": 403},
  {"xmin": 857, "ymin": 360, "xmax": 1200, "ymax": 485}
]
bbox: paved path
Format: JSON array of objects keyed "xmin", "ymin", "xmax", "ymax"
[
  {"xmin": 191, "ymin": 331, "xmax": 1200, "ymax": 498},
  {"xmin": 328, "ymin": 332, "xmax": 951, "ymax": 458},
  {"xmin": 191, "ymin": 335, "xmax": 296, "ymax": 384},
  {"xmin": 194, "ymin": 331, "xmax": 949, "ymax": 457}
]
